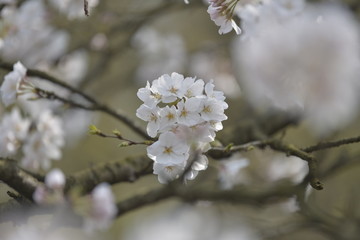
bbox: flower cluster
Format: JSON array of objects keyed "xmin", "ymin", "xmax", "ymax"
[
  {"xmin": 22, "ymin": 110, "xmax": 64, "ymax": 170},
  {"xmin": 0, "ymin": 62, "xmax": 65, "ymax": 170},
  {"xmin": 0, "ymin": 107, "xmax": 30, "ymax": 156},
  {"xmin": 136, "ymin": 72, "xmax": 228, "ymax": 183},
  {"xmin": 207, "ymin": 0, "xmax": 241, "ymax": 35},
  {"xmin": 234, "ymin": 1, "xmax": 360, "ymax": 134}
]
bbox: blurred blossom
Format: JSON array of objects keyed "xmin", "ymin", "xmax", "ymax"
[
  {"xmin": 90, "ymin": 33, "xmax": 108, "ymax": 51},
  {"xmin": 242, "ymin": 148, "xmax": 307, "ymax": 184},
  {"xmin": 0, "ymin": 0, "xmax": 69, "ymax": 67},
  {"xmin": 33, "ymin": 168, "xmax": 65, "ymax": 204},
  {"xmin": 122, "ymin": 206, "xmax": 258, "ymax": 240},
  {"xmin": 49, "ymin": 0, "xmax": 99, "ymax": 19},
  {"xmin": 1, "ymin": 61, "xmax": 27, "ymax": 107},
  {"xmin": 0, "ymin": 107, "xmax": 30, "ymax": 156},
  {"xmin": 45, "ymin": 168, "xmax": 66, "ymax": 190},
  {"xmin": 132, "ymin": 28, "xmax": 186, "ymax": 83},
  {"xmin": 234, "ymin": 2, "xmax": 360, "ymax": 134},
  {"xmin": 5, "ymin": 226, "xmax": 65, "ymax": 240},
  {"xmin": 82, "ymin": 183, "xmax": 117, "ymax": 233},
  {"xmin": 51, "ymin": 50, "xmax": 88, "ymax": 85},
  {"xmin": 22, "ymin": 110, "xmax": 64, "ymax": 170},
  {"xmin": 218, "ymin": 153, "xmax": 249, "ymax": 189},
  {"xmin": 190, "ymin": 50, "xmax": 241, "ymax": 98}
]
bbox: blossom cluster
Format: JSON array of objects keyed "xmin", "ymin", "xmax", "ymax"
[
  {"xmin": 0, "ymin": 62, "xmax": 64, "ymax": 170},
  {"xmin": 234, "ymin": 1, "xmax": 360, "ymax": 134},
  {"xmin": 136, "ymin": 72, "xmax": 228, "ymax": 183}
]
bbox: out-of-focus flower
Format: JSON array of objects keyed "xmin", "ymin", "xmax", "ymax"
[
  {"xmin": 0, "ymin": 61, "xmax": 27, "ymax": 106},
  {"xmin": 137, "ymin": 73, "xmax": 227, "ymax": 183},
  {"xmin": 218, "ymin": 153, "xmax": 249, "ymax": 189},
  {"xmin": 45, "ymin": 168, "xmax": 66, "ymax": 190},
  {"xmin": 0, "ymin": 0, "xmax": 69, "ymax": 66},
  {"xmin": 132, "ymin": 28, "xmax": 186, "ymax": 83},
  {"xmin": 122, "ymin": 206, "xmax": 259, "ymax": 240},
  {"xmin": 234, "ymin": 2, "xmax": 360, "ymax": 134},
  {"xmin": 189, "ymin": 51, "xmax": 241, "ymax": 98},
  {"xmin": 33, "ymin": 168, "xmax": 65, "ymax": 204},
  {"xmin": 241, "ymin": 148, "xmax": 308, "ymax": 185},
  {"xmin": 0, "ymin": 107, "xmax": 30, "ymax": 156},
  {"xmin": 82, "ymin": 183, "xmax": 117, "ymax": 233},
  {"xmin": 22, "ymin": 110, "xmax": 64, "ymax": 170}
]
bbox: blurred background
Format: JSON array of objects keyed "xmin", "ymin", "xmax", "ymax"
[{"xmin": 1, "ymin": 0, "xmax": 360, "ymax": 239}]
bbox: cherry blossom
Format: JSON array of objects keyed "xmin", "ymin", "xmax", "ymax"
[
  {"xmin": 83, "ymin": 183, "xmax": 117, "ymax": 233},
  {"xmin": 0, "ymin": 61, "xmax": 27, "ymax": 106},
  {"xmin": 137, "ymin": 72, "xmax": 228, "ymax": 183}
]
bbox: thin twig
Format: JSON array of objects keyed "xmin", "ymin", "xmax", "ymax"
[{"xmin": 302, "ymin": 135, "xmax": 360, "ymax": 153}]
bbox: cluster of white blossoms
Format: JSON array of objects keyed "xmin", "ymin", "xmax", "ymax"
[
  {"xmin": 0, "ymin": 62, "xmax": 65, "ymax": 170},
  {"xmin": 0, "ymin": 108, "xmax": 30, "ymax": 156},
  {"xmin": 234, "ymin": 1, "xmax": 360, "ymax": 134},
  {"xmin": 0, "ymin": 0, "xmax": 68, "ymax": 66},
  {"xmin": 136, "ymin": 72, "xmax": 228, "ymax": 183}
]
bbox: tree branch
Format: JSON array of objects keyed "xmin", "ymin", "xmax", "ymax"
[
  {"xmin": 65, "ymin": 155, "xmax": 153, "ymax": 194},
  {"xmin": 0, "ymin": 158, "xmax": 40, "ymax": 200},
  {"xmin": 117, "ymin": 182, "xmax": 303, "ymax": 217},
  {"xmin": 0, "ymin": 61, "xmax": 150, "ymax": 139},
  {"xmin": 301, "ymin": 135, "xmax": 360, "ymax": 153}
]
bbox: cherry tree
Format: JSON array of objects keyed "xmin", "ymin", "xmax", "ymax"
[{"xmin": 1, "ymin": 0, "xmax": 360, "ymax": 239}]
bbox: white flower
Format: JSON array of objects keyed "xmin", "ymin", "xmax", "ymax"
[
  {"xmin": 0, "ymin": 61, "xmax": 27, "ymax": 106},
  {"xmin": 83, "ymin": 183, "xmax": 117, "ymax": 232},
  {"xmin": 177, "ymin": 98, "xmax": 202, "ymax": 126},
  {"xmin": 1, "ymin": 107, "xmax": 30, "ymax": 140},
  {"xmin": 171, "ymin": 123, "xmax": 215, "ymax": 143},
  {"xmin": 199, "ymin": 98, "xmax": 227, "ymax": 122},
  {"xmin": 207, "ymin": 1, "xmax": 241, "ymax": 35},
  {"xmin": 156, "ymin": 72, "xmax": 185, "ymax": 103},
  {"xmin": 218, "ymin": 155, "xmax": 249, "ymax": 189},
  {"xmin": 159, "ymin": 105, "xmax": 178, "ymax": 131},
  {"xmin": 21, "ymin": 110, "xmax": 64, "ymax": 170},
  {"xmin": 147, "ymin": 132, "xmax": 189, "ymax": 165},
  {"xmin": 137, "ymin": 81, "xmax": 161, "ymax": 107},
  {"xmin": 0, "ymin": 108, "xmax": 30, "ymax": 156},
  {"xmin": 136, "ymin": 104, "xmax": 161, "ymax": 138},
  {"xmin": 153, "ymin": 162, "xmax": 185, "ymax": 184},
  {"xmin": 181, "ymin": 77, "xmax": 204, "ymax": 98},
  {"xmin": 45, "ymin": 168, "xmax": 65, "ymax": 190},
  {"xmin": 205, "ymin": 80, "xmax": 228, "ymax": 109}
]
